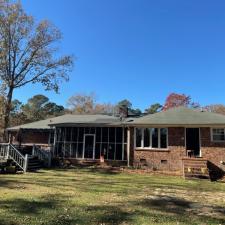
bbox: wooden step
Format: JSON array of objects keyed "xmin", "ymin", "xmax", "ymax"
[{"xmin": 27, "ymin": 156, "xmax": 43, "ymax": 171}]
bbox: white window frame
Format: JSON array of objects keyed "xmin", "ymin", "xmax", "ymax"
[
  {"xmin": 134, "ymin": 127, "xmax": 168, "ymax": 150},
  {"xmin": 211, "ymin": 128, "xmax": 225, "ymax": 142}
]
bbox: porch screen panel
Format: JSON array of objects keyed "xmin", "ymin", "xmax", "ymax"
[
  {"xmin": 108, "ymin": 143, "xmax": 115, "ymax": 160},
  {"xmin": 116, "ymin": 144, "xmax": 122, "ymax": 160},
  {"xmin": 102, "ymin": 128, "xmax": 108, "ymax": 142},
  {"xmin": 65, "ymin": 128, "xmax": 71, "ymax": 142},
  {"xmin": 77, "ymin": 143, "xmax": 83, "ymax": 158},
  {"xmin": 71, "ymin": 143, "xmax": 77, "ymax": 157},
  {"xmin": 95, "ymin": 143, "xmax": 101, "ymax": 159},
  {"xmin": 64, "ymin": 143, "xmax": 70, "ymax": 157},
  {"xmin": 109, "ymin": 128, "xmax": 115, "ymax": 142},
  {"xmin": 102, "ymin": 143, "xmax": 108, "ymax": 158},
  {"xmin": 54, "ymin": 126, "xmax": 127, "ymax": 161},
  {"xmin": 95, "ymin": 128, "xmax": 102, "ymax": 159},
  {"xmin": 78, "ymin": 128, "xmax": 84, "ymax": 142},
  {"xmin": 116, "ymin": 128, "xmax": 123, "ymax": 143},
  {"xmin": 72, "ymin": 127, "xmax": 78, "ymax": 142},
  {"xmin": 115, "ymin": 128, "xmax": 123, "ymax": 160},
  {"xmin": 123, "ymin": 144, "xmax": 127, "ymax": 160},
  {"xmin": 57, "ymin": 143, "xmax": 63, "ymax": 157},
  {"xmin": 96, "ymin": 128, "xmax": 101, "ymax": 142}
]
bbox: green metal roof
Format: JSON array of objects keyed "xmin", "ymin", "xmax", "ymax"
[
  {"xmin": 125, "ymin": 107, "xmax": 225, "ymax": 126},
  {"xmin": 7, "ymin": 114, "xmax": 122, "ymax": 131}
]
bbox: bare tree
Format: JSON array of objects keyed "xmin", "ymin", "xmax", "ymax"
[
  {"xmin": 204, "ymin": 104, "xmax": 225, "ymax": 115},
  {"xmin": 67, "ymin": 92, "xmax": 96, "ymax": 114},
  {"xmin": 0, "ymin": 1, "xmax": 73, "ymax": 133},
  {"xmin": 94, "ymin": 103, "xmax": 115, "ymax": 115},
  {"xmin": 67, "ymin": 92, "xmax": 116, "ymax": 115}
]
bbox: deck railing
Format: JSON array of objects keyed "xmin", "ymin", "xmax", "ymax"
[
  {"xmin": 0, "ymin": 143, "xmax": 8, "ymax": 159},
  {"xmin": 0, "ymin": 143, "xmax": 28, "ymax": 172},
  {"xmin": 32, "ymin": 145, "xmax": 51, "ymax": 167}
]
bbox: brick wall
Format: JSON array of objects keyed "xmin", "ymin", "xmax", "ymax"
[
  {"xmin": 132, "ymin": 127, "xmax": 186, "ymax": 173},
  {"xmin": 200, "ymin": 127, "xmax": 225, "ymax": 171},
  {"xmin": 132, "ymin": 127, "xmax": 225, "ymax": 173},
  {"xmin": 10, "ymin": 130, "xmax": 50, "ymax": 145}
]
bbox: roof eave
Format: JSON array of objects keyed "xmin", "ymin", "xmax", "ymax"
[{"xmin": 124, "ymin": 123, "xmax": 225, "ymax": 127}]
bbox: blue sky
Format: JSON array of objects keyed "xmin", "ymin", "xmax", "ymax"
[{"xmin": 16, "ymin": 0, "xmax": 225, "ymax": 110}]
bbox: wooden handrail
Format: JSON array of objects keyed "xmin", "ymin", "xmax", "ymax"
[{"xmin": 0, "ymin": 144, "xmax": 28, "ymax": 172}]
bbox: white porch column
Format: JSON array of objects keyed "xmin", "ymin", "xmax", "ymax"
[{"xmin": 127, "ymin": 127, "xmax": 130, "ymax": 167}]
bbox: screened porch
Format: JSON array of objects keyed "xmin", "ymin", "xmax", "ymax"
[{"xmin": 53, "ymin": 127, "xmax": 128, "ymax": 161}]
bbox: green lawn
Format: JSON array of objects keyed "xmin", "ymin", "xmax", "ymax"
[{"xmin": 0, "ymin": 168, "xmax": 225, "ymax": 225}]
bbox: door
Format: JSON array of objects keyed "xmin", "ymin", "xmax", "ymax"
[
  {"xmin": 84, "ymin": 134, "xmax": 95, "ymax": 159},
  {"xmin": 186, "ymin": 128, "xmax": 200, "ymax": 157}
]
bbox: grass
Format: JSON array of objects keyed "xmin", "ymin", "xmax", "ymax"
[{"xmin": 0, "ymin": 168, "xmax": 225, "ymax": 225}]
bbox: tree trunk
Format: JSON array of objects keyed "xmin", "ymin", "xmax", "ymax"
[{"xmin": 3, "ymin": 87, "xmax": 14, "ymax": 141}]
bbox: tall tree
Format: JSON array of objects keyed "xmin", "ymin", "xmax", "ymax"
[
  {"xmin": 0, "ymin": 1, "xmax": 73, "ymax": 133},
  {"xmin": 10, "ymin": 98, "xmax": 27, "ymax": 126},
  {"xmin": 117, "ymin": 99, "xmax": 141, "ymax": 116},
  {"xmin": 22, "ymin": 94, "xmax": 64, "ymax": 122},
  {"xmin": 117, "ymin": 99, "xmax": 132, "ymax": 109},
  {"xmin": 163, "ymin": 93, "xmax": 199, "ymax": 110},
  {"xmin": 145, "ymin": 103, "xmax": 162, "ymax": 114}
]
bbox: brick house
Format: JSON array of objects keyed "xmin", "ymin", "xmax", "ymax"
[{"xmin": 6, "ymin": 107, "xmax": 225, "ymax": 177}]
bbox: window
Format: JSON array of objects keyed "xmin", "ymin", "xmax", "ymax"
[
  {"xmin": 135, "ymin": 128, "xmax": 142, "ymax": 147},
  {"xmin": 160, "ymin": 128, "xmax": 168, "ymax": 148},
  {"xmin": 152, "ymin": 128, "xmax": 159, "ymax": 148},
  {"xmin": 144, "ymin": 128, "xmax": 151, "ymax": 147},
  {"xmin": 135, "ymin": 128, "xmax": 168, "ymax": 149},
  {"xmin": 212, "ymin": 128, "xmax": 225, "ymax": 141}
]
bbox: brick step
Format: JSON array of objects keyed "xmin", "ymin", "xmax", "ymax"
[
  {"xmin": 182, "ymin": 158, "xmax": 210, "ymax": 179},
  {"xmin": 184, "ymin": 170, "xmax": 208, "ymax": 175},
  {"xmin": 183, "ymin": 160, "xmax": 207, "ymax": 164},
  {"xmin": 184, "ymin": 163, "xmax": 207, "ymax": 167}
]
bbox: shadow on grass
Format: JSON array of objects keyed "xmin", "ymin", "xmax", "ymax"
[
  {"xmin": 136, "ymin": 195, "xmax": 225, "ymax": 224},
  {"xmin": 0, "ymin": 194, "xmax": 62, "ymax": 215},
  {"xmin": 44, "ymin": 204, "xmax": 134, "ymax": 225},
  {"xmin": 0, "ymin": 194, "xmax": 134, "ymax": 225},
  {"xmin": 52, "ymin": 166, "xmax": 122, "ymax": 175}
]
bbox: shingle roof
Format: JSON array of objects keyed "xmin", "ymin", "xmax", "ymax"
[
  {"xmin": 125, "ymin": 106, "xmax": 225, "ymax": 126},
  {"xmin": 48, "ymin": 114, "xmax": 122, "ymax": 126},
  {"xmin": 7, "ymin": 107, "xmax": 225, "ymax": 131},
  {"xmin": 7, "ymin": 114, "xmax": 122, "ymax": 131},
  {"xmin": 7, "ymin": 118, "xmax": 52, "ymax": 131}
]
